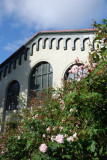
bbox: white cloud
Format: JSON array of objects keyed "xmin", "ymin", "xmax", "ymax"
[
  {"xmin": 0, "ymin": 0, "xmax": 107, "ymax": 30},
  {"xmin": 4, "ymin": 38, "xmax": 28, "ymax": 52}
]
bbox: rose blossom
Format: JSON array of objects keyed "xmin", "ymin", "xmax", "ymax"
[
  {"xmin": 77, "ymin": 121, "xmax": 80, "ymax": 124},
  {"xmin": 79, "ymin": 65, "xmax": 84, "ymax": 69},
  {"xmin": 71, "ymin": 65, "xmax": 79, "ymax": 74},
  {"xmin": 1, "ymin": 151, "xmax": 5, "ymax": 154},
  {"xmin": 99, "ymin": 30, "xmax": 102, "ymax": 34},
  {"xmin": 55, "ymin": 134, "xmax": 64, "ymax": 144},
  {"xmin": 51, "ymin": 135, "xmax": 55, "ymax": 142},
  {"xmin": 92, "ymin": 63, "xmax": 98, "ymax": 68},
  {"xmin": 47, "ymin": 127, "xmax": 50, "ymax": 132},
  {"xmin": 84, "ymin": 64, "xmax": 89, "ymax": 68},
  {"xmin": 67, "ymin": 136, "xmax": 74, "ymax": 142},
  {"xmin": 62, "ymin": 119, "xmax": 66, "ymax": 123},
  {"xmin": 59, "ymin": 126, "xmax": 63, "ymax": 131},
  {"xmin": 53, "ymin": 126, "xmax": 56, "ymax": 131},
  {"xmin": 69, "ymin": 129, "xmax": 72, "ymax": 133},
  {"xmin": 73, "ymin": 132, "xmax": 77, "ymax": 138},
  {"xmin": 70, "ymin": 108, "xmax": 73, "ymax": 112},
  {"xmin": 42, "ymin": 134, "xmax": 46, "ymax": 138},
  {"xmin": 60, "ymin": 99, "xmax": 64, "ymax": 105},
  {"xmin": 64, "ymin": 134, "xmax": 68, "ymax": 138},
  {"xmin": 68, "ymin": 69, "xmax": 72, "ymax": 73},
  {"xmin": 39, "ymin": 144, "xmax": 47, "ymax": 153},
  {"xmin": 60, "ymin": 106, "xmax": 65, "ymax": 110},
  {"xmin": 58, "ymin": 94, "xmax": 60, "ymax": 97},
  {"xmin": 82, "ymin": 74, "xmax": 87, "ymax": 78},
  {"xmin": 76, "ymin": 124, "xmax": 79, "ymax": 128}
]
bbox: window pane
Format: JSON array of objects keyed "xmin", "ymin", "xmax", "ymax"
[
  {"xmin": 68, "ymin": 73, "xmax": 75, "ymax": 80},
  {"xmin": 49, "ymin": 73, "xmax": 52, "ymax": 87},
  {"xmin": 42, "ymin": 63, "xmax": 47, "ymax": 74},
  {"xmin": 43, "ymin": 74, "xmax": 47, "ymax": 89},
  {"xmin": 37, "ymin": 65, "xmax": 41, "ymax": 75},
  {"xmin": 31, "ymin": 77, "xmax": 35, "ymax": 89},
  {"xmin": 36, "ymin": 76, "xmax": 41, "ymax": 90},
  {"xmin": 49, "ymin": 64, "xmax": 53, "ymax": 72}
]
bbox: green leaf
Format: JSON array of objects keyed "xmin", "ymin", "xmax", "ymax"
[
  {"xmin": 90, "ymin": 141, "xmax": 96, "ymax": 152},
  {"xmin": 99, "ymin": 146, "xmax": 103, "ymax": 155}
]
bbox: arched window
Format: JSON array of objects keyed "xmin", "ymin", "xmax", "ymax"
[
  {"xmin": 30, "ymin": 62, "xmax": 53, "ymax": 97},
  {"xmin": 64, "ymin": 64, "xmax": 87, "ymax": 81},
  {"xmin": 6, "ymin": 81, "xmax": 20, "ymax": 110}
]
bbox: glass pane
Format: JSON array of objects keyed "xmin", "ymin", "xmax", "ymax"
[
  {"xmin": 31, "ymin": 77, "xmax": 35, "ymax": 89},
  {"xmin": 48, "ymin": 64, "xmax": 53, "ymax": 72},
  {"xmin": 37, "ymin": 65, "xmax": 41, "ymax": 76},
  {"xmin": 49, "ymin": 73, "xmax": 52, "ymax": 87},
  {"xmin": 43, "ymin": 74, "xmax": 47, "ymax": 89},
  {"xmin": 68, "ymin": 73, "xmax": 75, "ymax": 80},
  {"xmin": 42, "ymin": 63, "xmax": 47, "ymax": 74},
  {"xmin": 36, "ymin": 76, "xmax": 41, "ymax": 90}
]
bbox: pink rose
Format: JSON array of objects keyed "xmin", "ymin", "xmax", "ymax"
[
  {"xmin": 55, "ymin": 134, "xmax": 64, "ymax": 144},
  {"xmin": 76, "ymin": 124, "xmax": 79, "ymax": 128},
  {"xmin": 67, "ymin": 136, "xmax": 74, "ymax": 142},
  {"xmin": 39, "ymin": 144, "xmax": 47, "ymax": 153},
  {"xmin": 53, "ymin": 126, "xmax": 56, "ymax": 131},
  {"xmin": 71, "ymin": 65, "xmax": 79, "ymax": 74},
  {"xmin": 79, "ymin": 65, "xmax": 84, "ymax": 69},
  {"xmin": 61, "ymin": 106, "xmax": 65, "ymax": 110},
  {"xmin": 82, "ymin": 74, "xmax": 87, "ymax": 78},
  {"xmin": 64, "ymin": 134, "xmax": 68, "ymax": 137},
  {"xmin": 47, "ymin": 127, "xmax": 50, "ymax": 132},
  {"xmin": 62, "ymin": 119, "xmax": 66, "ymax": 123},
  {"xmin": 99, "ymin": 30, "xmax": 102, "ymax": 34},
  {"xmin": 92, "ymin": 63, "xmax": 98, "ymax": 68},
  {"xmin": 84, "ymin": 64, "xmax": 89, "ymax": 68},
  {"xmin": 68, "ymin": 69, "xmax": 72, "ymax": 73},
  {"xmin": 60, "ymin": 100, "xmax": 64, "ymax": 105},
  {"xmin": 51, "ymin": 135, "xmax": 55, "ymax": 142},
  {"xmin": 59, "ymin": 126, "xmax": 63, "ymax": 131},
  {"xmin": 42, "ymin": 134, "xmax": 46, "ymax": 138},
  {"xmin": 1, "ymin": 151, "xmax": 5, "ymax": 154},
  {"xmin": 58, "ymin": 94, "xmax": 60, "ymax": 97},
  {"xmin": 70, "ymin": 108, "xmax": 73, "ymax": 112},
  {"xmin": 73, "ymin": 132, "xmax": 77, "ymax": 138}
]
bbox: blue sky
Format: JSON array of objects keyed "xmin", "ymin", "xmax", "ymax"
[{"xmin": 0, "ymin": 0, "xmax": 107, "ymax": 64}]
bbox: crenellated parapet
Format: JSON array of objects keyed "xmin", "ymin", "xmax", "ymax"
[
  {"xmin": 27, "ymin": 33, "xmax": 95, "ymax": 55},
  {"xmin": 0, "ymin": 29, "xmax": 95, "ymax": 81}
]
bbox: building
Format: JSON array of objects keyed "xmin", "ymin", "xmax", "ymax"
[{"xmin": 0, "ymin": 29, "xmax": 95, "ymax": 131}]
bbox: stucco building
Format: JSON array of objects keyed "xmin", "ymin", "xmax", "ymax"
[{"xmin": 0, "ymin": 29, "xmax": 95, "ymax": 131}]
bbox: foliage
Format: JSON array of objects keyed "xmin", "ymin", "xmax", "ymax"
[{"xmin": 0, "ymin": 20, "xmax": 107, "ymax": 160}]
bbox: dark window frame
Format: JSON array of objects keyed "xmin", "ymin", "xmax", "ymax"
[
  {"xmin": 6, "ymin": 81, "xmax": 20, "ymax": 110},
  {"xmin": 30, "ymin": 62, "xmax": 53, "ymax": 97}
]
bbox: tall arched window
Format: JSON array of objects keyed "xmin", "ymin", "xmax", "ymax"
[
  {"xmin": 30, "ymin": 62, "xmax": 53, "ymax": 97},
  {"xmin": 6, "ymin": 81, "xmax": 20, "ymax": 110},
  {"xmin": 64, "ymin": 64, "xmax": 87, "ymax": 81}
]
